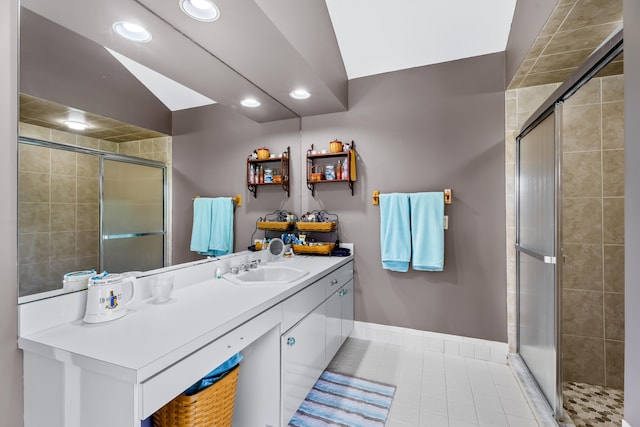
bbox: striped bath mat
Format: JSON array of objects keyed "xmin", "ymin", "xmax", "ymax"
[{"xmin": 289, "ymin": 371, "xmax": 396, "ymax": 427}]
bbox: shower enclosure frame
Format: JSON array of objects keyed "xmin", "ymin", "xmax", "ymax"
[{"xmin": 513, "ymin": 29, "xmax": 623, "ymax": 422}]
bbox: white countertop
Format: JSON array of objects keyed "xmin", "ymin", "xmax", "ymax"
[{"xmin": 18, "ymin": 255, "xmax": 353, "ymax": 383}]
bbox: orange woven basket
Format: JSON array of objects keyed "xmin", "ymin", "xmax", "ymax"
[{"xmin": 152, "ymin": 365, "xmax": 239, "ymax": 427}]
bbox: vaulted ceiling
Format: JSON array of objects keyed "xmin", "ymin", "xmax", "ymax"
[{"xmin": 19, "ymin": 0, "xmax": 622, "ymax": 141}]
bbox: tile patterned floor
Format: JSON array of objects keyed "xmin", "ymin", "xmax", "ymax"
[
  {"xmin": 327, "ymin": 338, "xmax": 539, "ymax": 427},
  {"xmin": 563, "ymin": 382, "xmax": 624, "ymax": 427}
]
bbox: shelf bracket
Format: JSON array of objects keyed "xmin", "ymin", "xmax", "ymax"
[{"xmin": 248, "ymin": 184, "xmax": 257, "ymax": 198}]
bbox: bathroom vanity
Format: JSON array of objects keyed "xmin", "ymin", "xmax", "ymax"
[{"xmin": 18, "ymin": 252, "xmax": 354, "ymax": 427}]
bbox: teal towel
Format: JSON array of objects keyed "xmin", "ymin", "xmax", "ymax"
[
  {"xmin": 190, "ymin": 197, "xmax": 234, "ymax": 256},
  {"xmin": 410, "ymin": 192, "xmax": 444, "ymax": 271},
  {"xmin": 379, "ymin": 193, "xmax": 411, "ymax": 272}
]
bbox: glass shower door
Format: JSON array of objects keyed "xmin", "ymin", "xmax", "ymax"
[
  {"xmin": 516, "ymin": 109, "xmax": 562, "ymax": 418},
  {"xmin": 101, "ymin": 158, "xmax": 166, "ymax": 272}
]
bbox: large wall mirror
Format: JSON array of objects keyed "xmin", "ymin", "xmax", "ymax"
[{"xmin": 18, "ymin": 0, "xmax": 309, "ymax": 303}]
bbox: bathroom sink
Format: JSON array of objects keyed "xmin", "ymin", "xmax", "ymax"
[{"xmin": 223, "ymin": 265, "xmax": 309, "ymax": 285}]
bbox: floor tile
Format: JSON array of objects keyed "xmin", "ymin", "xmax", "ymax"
[{"xmin": 322, "ymin": 337, "xmax": 538, "ymax": 427}]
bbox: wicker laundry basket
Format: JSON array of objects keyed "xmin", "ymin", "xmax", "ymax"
[{"xmin": 152, "ymin": 365, "xmax": 239, "ymax": 427}]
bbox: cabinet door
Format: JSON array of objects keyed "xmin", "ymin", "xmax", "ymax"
[
  {"xmin": 341, "ymin": 280, "xmax": 354, "ymax": 343},
  {"xmin": 325, "ymin": 291, "xmax": 342, "ymax": 365},
  {"xmin": 281, "ymin": 305, "xmax": 326, "ymax": 425}
]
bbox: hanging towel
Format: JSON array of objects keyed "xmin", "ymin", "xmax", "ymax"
[
  {"xmin": 409, "ymin": 192, "xmax": 444, "ymax": 271},
  {"xmin": 379, "ymin": 193, "xmax": 411, "ymax": 272},
  {"xmin": 190, "ymin": 197, "xmax": 234, "ymax": 256}
]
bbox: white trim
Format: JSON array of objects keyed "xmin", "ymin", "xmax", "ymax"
[
  {"xmin": 351, "ymin": 321, "xmax": 509, "ymax": 364},
  {"xmin": 623, "ymin": 420, "xmax": 632, "ymax": 427}
]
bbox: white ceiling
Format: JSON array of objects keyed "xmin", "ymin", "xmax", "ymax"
[{"xmin": 326, "ymin": 0, "xmax": 518, "ymax": 79}]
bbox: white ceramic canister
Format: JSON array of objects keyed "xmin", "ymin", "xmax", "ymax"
[{"xmin": 63, "ymin": 269, "xmax": 96, "ymax": 292}]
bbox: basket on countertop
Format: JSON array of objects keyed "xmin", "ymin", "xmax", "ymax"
[{"xmin": 293, "ymin": 243, "xmax": 335, "ymax": 255}]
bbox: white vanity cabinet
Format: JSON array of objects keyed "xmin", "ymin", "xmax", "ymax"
[{"xmin": 281, "ymin": 261, "xmax": 354, "ymax": 425}]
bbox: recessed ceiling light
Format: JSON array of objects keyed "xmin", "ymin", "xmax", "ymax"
[
  {"xmin": 112, "ymin": 21, "xmax": 152, "ymax": 43},
  {"xmin": 241, "ymin": 98, "xmax": 261, "ymax": 108},
  {"xmin": 289, "ymin": 89, "xmax": 311, "ymax": 100},
  {"xmin": 180, "ymin": 0, "xmax": 220, "ymax": 22},
  {"xmin": 64, "ymin": 121, "xmax": 89, "ymax": 131}
]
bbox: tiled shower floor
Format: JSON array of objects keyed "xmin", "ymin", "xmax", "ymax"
[
  {"xmin": 326, "ymin": 337, "xmax": 539, "ymax": 426},
  {"xmin": 563, "ymin": 382, "xmax": 624, "ymax": 427}
]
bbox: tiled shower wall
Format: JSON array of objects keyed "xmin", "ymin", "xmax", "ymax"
[
  {"xmin": 561, "ymin": 75, "xmax": 624, "ymax": 389},
  {"xmin": 505, "ymin": 74, "xmax": 625, "ymax": 389},
  {"xmin": 18, "ymin": 122, "xmax": 172, "ymax": 297}
]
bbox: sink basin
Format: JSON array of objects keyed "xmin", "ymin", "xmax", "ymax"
[{"xmin": 223, "ymin": 265, "xmax": 309, "ymax": 285}]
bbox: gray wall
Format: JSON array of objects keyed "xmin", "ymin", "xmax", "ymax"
[
  {"xmin": 173, "ymin": 52, "xmax": 507, "ymax": 342},
  {"xmin": 172, "ymin": 104, "xmax": 301, "ymax": 265},
  {"xmin": 624, "ymin": 0, "xmax": 640, "ymax": 423},
  {"xmin": 505, "ymin": 0, "xmax": 558, "ymax": 85},
  {"xmin": 1, "ymin": 2, "xmax": 22, "ymax": 427}
]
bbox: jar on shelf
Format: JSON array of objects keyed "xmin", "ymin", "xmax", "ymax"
[{"xmin": 325, "ymin": 165, "xmax": 336, "ymax": 180}]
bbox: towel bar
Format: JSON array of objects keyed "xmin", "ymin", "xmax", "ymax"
[
  {"xmin": 193, "ymin": 194, "xmax": 242, "ymax": 207},
  {"xmin": 372, "ymin": 189, "xmax": 451, "ymax": 206}
]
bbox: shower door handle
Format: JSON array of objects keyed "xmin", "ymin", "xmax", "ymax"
[{"xmin": 515, "ymin": 244, "xmax": 556, "ymax": 264}]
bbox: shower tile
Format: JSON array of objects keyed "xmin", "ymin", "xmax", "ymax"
[
  {"xmin": 51, "ymin": 203, "xmax": 76, "ymax": 232},
  {"xmin": 19, "ymin": 123, "xmax": 50, "ymax": 141},
  {"xmin": 602, "ymin": 75, "xmax": 624, "ymax": 103},
  {"xmin": 118, "ymin": 141, "xmax": 140, "ymax": 155},
  {"xmin": 77, "ymin": 204, "xmax": 99, "ymax": 231},
  {"xmin": 562, "ymin": 243, "xmax": 602, "ymax": 291},
  {"xmin": 602, "ymin": 149, "xmax": 624, "ymax": 197},
  {"xmin": 76, "ymin": 136, "xmax": 100, "ymax": 150},
  {"xmin": 505, "ymin": 131, "xmax": 517, "ymax": 164},
  {"xmin": 76, "ymin": 153, "xmax": 98, "ymax": 177},
  {"xmin": 77, "ymin": 177, "xmax": 99, "ymax": 204},
  {"xmin": 19, "ymin": 232, "xmax": 50, "ymax": 264},
  {"xmin": 558, "ymin": 0, "xmax": 622, "ymax": 32},
  {"xmin": 48, "ymin": 258, "xmax": 77, "ymax": 286},
  {"xmin": 76, "ymin": 230, "xmax": 99, "ymax": 257},
  {"xmin": 75, "ymin": 256, "xmax": 99, "ymax": 273},
  {"xmin": 562, "ymin": 151, "xmax": 601, "ymax": 198},
  {"xmin": 544, "ymin": 23, "xmax": 621, "ymax": 56},
  {"xmin": 99, "ymin": 140, "xmax": 118, "ymax": 153},
  {"xmin": 603, "ymin": 198, "xmax": 624, "ymax": 244},
  {"xmin": 153, "ymin": 137, "xmax": 170, "ymax": 153},
  {"xmin": 51, "ymin": 175, "xmax": 76, "ymax": 203},
  {"xmin": 562, "ymin": 334, "xmax": 605, "ymax": 386},
  {"xmin": 19, "ymin": 172, "xmax": 50, "ymax": 203},
  {"xmin": 602, "ymin": 101, "xmax": 624, "ymax": 149},
  {"xmin": 562, "ymin": 104, "xmax": 602, "ymax": 152},
  {"xmin": 515, "ymin": 83, "xmax": 560, "ymax": 115},
  {"xmin": 521, "ymin": 70, "xmax": 572, "ymax": 91},
  {"xmin": 153, "ymin": 152, "xmax": 169, "ymax": 163},
  {"xmin": 140, "ymin": 139, "xmax": 155, "ymax": 154},
  {"xmin": 604, "ymin": 293, "xmax": 624, "ymax": 341},
  {"xmin": 19, "ymin": 202, "xmax": 50, "ymax": 233},
  {"xmin": 506, "ymin": 99, "xmax": 517, "ymax": 131},
  {"xmin": 19, "ymin": 262, "xmax": 51, "ymax": 295},
  {"xmin": 564, "ymin": 76, "xmax": 601, "ymax": 106},
  {"xmin": 50, "ymin": 231, "xmax": 76, "ymax": 261},
  {"xmin": 563, "ymin": 198, "xmax": 602, "ymax": 244},
  {"xmin": 540, "ymin": 4, "xmax": 574, "ymax": 37},
  {"xmin": 50, "ymin": 129, "xmax": 77, "ymax": 146},
  {"xmin": 605, "ymin": 340, "xmax": 624, "ymax": 388},
  {"xmin": 19, "ymin": 143, "xmax": 50, "ymax": 173},
  {"xmin": 51, "ymin": 149, "xmax": 76, "ymax": 175},
  {"xmin": 603, "ymin": 245, "xmax": 624, "ymax": 293},
  {"xmin": 562, "ymin": 290, "xmax": 603, "ymax": 338}
]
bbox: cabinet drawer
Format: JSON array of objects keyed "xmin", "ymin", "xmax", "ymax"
[
  {"xmin": 282, "ymin": 281, "xmax": 325, "ymax": 332},
  {"xmin": 140, "ymin": 308, "xmax": 281, "ymax": 419},
  {"xmin": 324, "ymin": 261, "xmax": 354, "ymax": 298}
]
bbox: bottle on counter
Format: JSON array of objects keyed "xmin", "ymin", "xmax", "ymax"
[{"xmin": 337, "ymin": 160, "xmax": 342, "ymax": 180}]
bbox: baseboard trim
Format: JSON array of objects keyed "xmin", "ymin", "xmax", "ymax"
[{"xmin": 352, "ymin": 321, "xmax": 508, "ymax": 364}]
